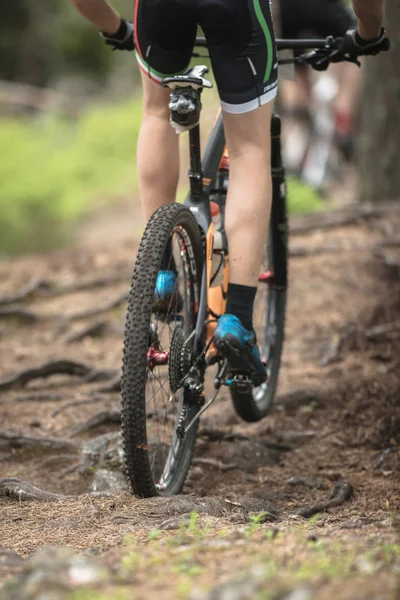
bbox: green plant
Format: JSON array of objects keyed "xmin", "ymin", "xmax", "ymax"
[
  {"xmin": 148, "ymin": 529, "xmax": 162, "ymax": 541},
  {"xmin": 120, "ymin": 551, "xmax": 140, "ymax": 573},
  {"xmin": 69, "ymin": 589, "xmax": 130, "ymax": 600},
  {"xmin": 246, "ymin": 512, "xmax": 270, "ymax": 537},
  {"xmin": 287, "ymin": 176, "xmax": 324, "ymax": 214}
]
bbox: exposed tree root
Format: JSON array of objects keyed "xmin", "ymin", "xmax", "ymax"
[
  {"xmin": 294, "ymin": 481, "xmax": 354, "ymax": 518},
  {"xmin": 290, "ymin": 238, "xmax": 400, "ymax": 259},
  {"xmin": 0, "ymin": 393, "xmax": 66, "ymax": 404},
  {"xmin": 290, "ymin": 201, "xmax": 400, "ymax": 235},
  {"xmin": 79, "ymin": 368, "xmax": 119, "ymax": 384},
  {"xmin": 0, "ymin": 478, "xmax": 114, "ymax": 502},
  {"xmin": 0, "ymin": 431, "xmax": 79, "ymax": 450},
  {"xmin": 51, "ymin": 273, "xmax": 130, "ymax": 297},
  {"xmin": 0, "ymin": 279, "xmax": 51, "ymax": 306},
  {"xmin": 0, "ymin": 306, "xmax": 44, "ymax": 324},
  {"xmin": 51, "ymin": 396, "xmax": 111, "ymax": 418},
  {"xmin": 64, "ymin": 320, "xmax": 121, "ymax": 343},
  {"xmin": 0, "ymin": 478, "xmax": 73, "ymax": 501},
  {"xmin": 70, "ymin": 291, "xmax": 128, "ymax": 321},
  {"xmin": 0, "ymin": 273, "xmax": 130, "ymax": 307},
  {"xmin": 199, "ymin": 428, "xmax": 291, "ymax": 452},
  {"xmin": 0, "ymin": 360, "xmax": 93, "ymax": 392},
  {"xmin": 96, "ymin": 375, "xmax": 121, "ymax": 393},
  {"xmin": 70, "ymin": 410, "xmax": 121, "ymax": 437}
]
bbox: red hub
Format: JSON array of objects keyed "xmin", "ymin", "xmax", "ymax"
[{"xmin": 147, "ymin": 346, "xmax": 169, "ymax": 370}]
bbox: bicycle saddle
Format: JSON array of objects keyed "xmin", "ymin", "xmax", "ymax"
[{"xmin": 162, "ymin": 65, "xmax": 213, "ymax": 90}]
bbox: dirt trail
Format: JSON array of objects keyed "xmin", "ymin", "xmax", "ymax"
[{"xmin": 0, "ymin": 203, "xmax": 399, "ymax": 599}]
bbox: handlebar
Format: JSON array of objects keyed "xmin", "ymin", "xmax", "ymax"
[
  {"xmin": 195, "ymin": 37, "xmax": 341, "ymax": 51},
  {"xmin": 193, "ymin": 35, "xmax": 361, "ymax": 71}
]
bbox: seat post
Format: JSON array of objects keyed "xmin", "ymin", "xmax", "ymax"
[{"xmin": 188, "ymin": 124, "xmax": 203, "ymax": 199}]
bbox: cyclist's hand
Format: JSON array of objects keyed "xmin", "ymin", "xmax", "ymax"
[
  {"xmin": 100, "ymin": 19, "xmax": 134, "ymax": 51},
  {"xmin": 334, "ymin": 28, "xmax": 390, "ymax": 62}
]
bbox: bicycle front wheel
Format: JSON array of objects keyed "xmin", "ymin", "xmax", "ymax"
[{"xmin": 122, "ymin": 203, "xmax": 204, "ymax": 497}]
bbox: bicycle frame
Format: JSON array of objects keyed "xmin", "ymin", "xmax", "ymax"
[{"xmin": 183, "ymin": 114, "xmax": 223, "ymax": 355}]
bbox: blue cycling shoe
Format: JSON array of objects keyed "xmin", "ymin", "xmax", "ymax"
[
  {"xmin": 213, "ymin": 314, "xmax": 267, "ymax": 387},
  {"xmin": 153, "ymin": 270, "xmax": 183, "ymax": 315}
]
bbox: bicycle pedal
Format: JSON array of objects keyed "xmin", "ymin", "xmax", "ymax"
[{"xmin": 224, "ymin": 374, "xmax": 254, "ymax": 390}]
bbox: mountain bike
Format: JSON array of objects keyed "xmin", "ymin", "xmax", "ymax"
[{"xmin": 121, "ymin": 36, "xmax": 358, "ymax": 497}]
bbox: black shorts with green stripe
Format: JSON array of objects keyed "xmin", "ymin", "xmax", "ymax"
[{"xmin": 134, "ymin": 0, "xmax": 278, "ymax": 114}]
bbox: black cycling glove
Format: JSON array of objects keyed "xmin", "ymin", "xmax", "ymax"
[
  {"xmin": 100, "ymin": 19, "xmax": 134, "ymax": 51},
  {"xmin": 332, "ymin": 27, "xmax": 390, "ymax": 63}
]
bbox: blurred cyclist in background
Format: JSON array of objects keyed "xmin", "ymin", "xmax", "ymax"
[{"xmin": 279, "ymin": 0, "xmax": 360, "ymax": 177}]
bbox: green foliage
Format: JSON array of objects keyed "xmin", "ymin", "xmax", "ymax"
[
  {"xmin": 246, "ymin": 512, "xmax": 270, "ymax": 537},
  {"xmin": 0, "ymin": 99, "xmax": 141, "ymax": 254},
  {"xmin": 148, "ymin": 529, "xmax": 162, "ymax": 541},
  {"xmin": 287, "ymin": 176, "xmax": 324, "ymax": 214},
  {"xmin": 0, "ymin": 0, "xmax": 133, "ymax": 85},
  {"xmin": 0, "ymin": 95, "xmax": 325, "ymax": 256},
  {"xmin": 69, "ymin": 590, "xmax": 129, "ymax": 600}
]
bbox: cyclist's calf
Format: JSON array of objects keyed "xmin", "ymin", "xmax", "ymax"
[{"xmin": 138, "ymin": 72, "xmax": 180, "ymax": 219}]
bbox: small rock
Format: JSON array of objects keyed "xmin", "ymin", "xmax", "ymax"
[
  {"xmin": 275, "ymin": 390, "xmax": 322, "ymax": 412},
  {"xmin": 186, "ymin": 466, "xmax": 205, "ymax": 481},
  {"xmin": 240, "ymin": 497, "xmax": 278, "ymax": 519},
  {"xmin": 2, "ymin": 547, "xmax": 104, "ymax": 600},
  {"xmin": 83, "ymin": 547, "xmax": 101, "ymax": 556},
  {"xmin": 192, "ymin": 573, "xmax": 262, "ymax": 600},
  {"xmin": 282, "ymin": 588, "xmax": 313, "ymax": 600},
  {"xmin": 90, "ymin": 468, "xmax": 129, "ymax": 492},
  {"xmin": 81, "ymin": 432, "xmax": 122, "ymax": 472},
  {"xmin": 202, "ymin": 539, "xmax": 231, "ymax": 550},
  {"xmin": 0, "ymin": 548, "xmax": 24, "ymax": 567}
]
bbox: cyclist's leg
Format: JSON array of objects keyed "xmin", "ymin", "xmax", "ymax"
[
  {"xmin": 200, "ymin": 0, "xmax": 277, "ymax": 289},
  {"xmin": 134, "ymin": 0, "xmax": 196, "ymax": 220},
  {"xmin": 137, "ymin": 77, "xmax": 179, "ymax": 221},
  {"xmin": 222, "ymin": 104, "xmax": 273, "ymax": 287},
  {"xmin": 200, "ymin": 0, "xmax": 277, "ymax": 382}
]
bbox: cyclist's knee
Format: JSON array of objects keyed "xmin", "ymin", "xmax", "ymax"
[
  {"xmin": 141, "ymin": 75, "xmax": 171, "ymax": 121},
  {"xmin": 223, "ymin": 101, "xmax": 274, "ymax": 160}
]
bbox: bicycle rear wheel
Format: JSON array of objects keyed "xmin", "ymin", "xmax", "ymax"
[
  {"xmin": 230, "ymin": 180, "xmax": 288, "ymax": 422},
  {"xmin": 121, "ymin": 203, "xmax": 203, "ymax": 497}
]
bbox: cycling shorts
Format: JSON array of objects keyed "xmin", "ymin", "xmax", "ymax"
[
  {"xmin": 280, "ymin": 0, "xmax": 356, "ymax": 39},
  {"xmin": 134, "ymin": 0, "xmax": 278, "ymax": 114}
]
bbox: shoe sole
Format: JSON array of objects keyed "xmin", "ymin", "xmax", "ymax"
[{"xmin": 214, "ymin": 332, "xmax": 266, "ymax": 387}]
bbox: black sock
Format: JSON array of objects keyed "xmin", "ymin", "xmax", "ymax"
[
  {"xmin": 225, "ymin": 283, "xmax": 257, "ymax": 331},
  {"xmin": 160, "ymin": 237, "xmax": 177, "ymax": 272}
]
